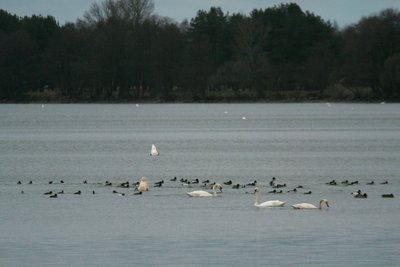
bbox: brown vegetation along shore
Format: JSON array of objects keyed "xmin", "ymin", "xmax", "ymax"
[{"xmin": 10, "ymin": 85, "xmax": 383, "ymax": 104}]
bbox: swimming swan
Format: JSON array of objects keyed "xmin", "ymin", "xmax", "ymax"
[
  {"xmin": 186, "ymin": 183, "xmax": 223, "ymax": 197},
  {"xmin": 254, "ymin": 187, "xmax": 285, "ymax": 207},
  {"xmin": 292, "ymin": 199, "xmax": 330, "ymax": 209},
  {"xmin": 137, "ymin": 176, "xmax": 149, "ymax": 192}
]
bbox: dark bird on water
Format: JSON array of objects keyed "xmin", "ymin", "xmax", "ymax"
[
  {"xmin": 154, "ymin": 180, "xmax": 164, "ymax": 187},
  {"xmin": 247, "ymin": 180, "xmax": 257, "ymax": 186},
  {"xmin": 269, "ymin": 177, "xmax": 276, "ymax": 186}
]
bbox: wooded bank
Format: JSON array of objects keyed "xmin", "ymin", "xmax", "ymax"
[{"xmin": 1, "ymin": 1, "xmax": 399, "ymax": 102}]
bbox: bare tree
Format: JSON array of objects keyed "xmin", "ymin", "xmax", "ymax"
[
  {"xmin": 79, "ymin": 0, "xmax": 154, "ymax": 27},
  {"xmin": 120, "ymin": 0, "xmax": 154, "ymax": 26},
  {"xmin": 80, "ymin": 0, "xmax": 124, "ymax": 26}
]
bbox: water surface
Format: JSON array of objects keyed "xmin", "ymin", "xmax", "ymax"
[{"xmin": 0, "ymin": 103, "xmax": 399, "ymax": 266}]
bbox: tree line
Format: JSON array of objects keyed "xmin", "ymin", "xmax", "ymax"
[{"xmin": 0, "ymin": 0, "xmax": 399, "ymax": 102}]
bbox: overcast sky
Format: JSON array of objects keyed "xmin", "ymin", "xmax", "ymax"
[{"xmin": 1, "ymin": 0, "xmax": 400, "ymax": 28}]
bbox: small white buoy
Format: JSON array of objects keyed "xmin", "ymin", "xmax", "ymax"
[
  {"xmin": 135, "ymin": 104, "xmax": 139, "ymax": 107},
  {"xmin": 224, "ymin": 111, "xmax": 228, "ymax": 114},
  {"xmin": 41, "ymin": 104, "xmax": 45, "ymax": 108},
  {"xmin": 242, "ymin": 116, "xmax": 246, "ymax": 120}
]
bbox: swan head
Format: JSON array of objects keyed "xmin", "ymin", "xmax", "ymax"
[
  {"xmin": 213, "ymin": 183, "xmax": 223, "ymax": 193},
  {"xmin": 319, "ymin": 199, "xmax": 330, "ymax": 208},
  {"xmin": 254, "ymin": 187, "xmax": 260, "ymax": 194}
]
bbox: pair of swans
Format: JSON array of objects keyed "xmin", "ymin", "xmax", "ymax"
[
  {"xmin": 186, "ymin": 183, "xmax": 223, "ymax": 197},
  {"xmin": 254, "ymin": 187, "xmax": 329, "ymax": 209}
]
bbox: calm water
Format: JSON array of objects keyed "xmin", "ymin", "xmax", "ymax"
[{"xmin": 1, "ymin": 103, "xmax": 399, "ymax": 266}]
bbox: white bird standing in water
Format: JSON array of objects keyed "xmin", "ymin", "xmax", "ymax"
[{"xmin": 150, "ymin": 144, "xmax": 159, "ymax": 157}]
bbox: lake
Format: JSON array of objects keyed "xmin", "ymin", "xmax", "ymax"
[{"xmin": 0, "ymin": 103, "xmax": 399, "ymax": 266}]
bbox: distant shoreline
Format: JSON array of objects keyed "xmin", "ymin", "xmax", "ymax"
[
  {"xmin": 1, "ymin": 87, "xmax": 391, "ymax": 104},
  {"xmin": 1, "ymin": 100, "xmax": 392, "ymax": 104}
]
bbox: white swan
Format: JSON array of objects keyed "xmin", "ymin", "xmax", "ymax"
[
  {"xmin": 150, "ymin": 144, "xmax": 159, "ymax": 156},
  {"xmin": 292, "ymin": 199, "xmax": 330, "ymax": 209},
  {"xmin": 137, "ymin": 176, "xmax": 149, "ymax": 192},
  {"xmin": 254, "ymin": 187, "xmax": 285, "ymax": 207},
  {"xmin": 186, "ymin": 183, "xmax": 223, "ymax": 197}
]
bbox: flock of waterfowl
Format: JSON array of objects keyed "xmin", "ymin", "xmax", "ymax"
[
  {"xmin": 325, "ymin": 179, "xmax": 394, "ymax": 199},
  {"xmin": 15, "ymin": 174, "xmax": 394, "ymax": 210},
  {"xmin": 13, "ymin": 144, "xmax": 395, "ymax": 209}
]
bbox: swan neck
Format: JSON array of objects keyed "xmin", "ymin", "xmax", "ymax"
[
  {"xmin": 255, "ymin": 191, "xmax": 260, "ymax": 205},
  {"xmin": 212, "ymin": 185, "xmax": 218, "ymax": 196},
  {"xmin": 318, "ymin": 199, "xmax": 326, "ymax": 209},
  {"xmin": 212, "ymin": 184, "xmax": 222, "ymax": 196}
]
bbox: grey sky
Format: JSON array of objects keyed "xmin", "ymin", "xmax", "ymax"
[{"xmin": 1, "ymin": 0, "xmax": 400, "ymax": 28}]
